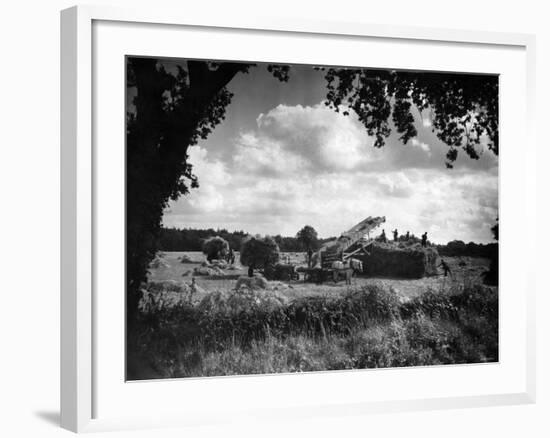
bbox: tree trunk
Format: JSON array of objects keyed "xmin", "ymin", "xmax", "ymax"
[{"xmin": 126, "ymin": 58, "xmax": 247, "ymax": 329}]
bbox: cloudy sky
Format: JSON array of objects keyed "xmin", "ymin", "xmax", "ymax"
[{"xmin": 158, "ymin": 61, "xmax": 498, "ymax": 244}]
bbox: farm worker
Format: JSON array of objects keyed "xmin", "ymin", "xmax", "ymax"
[
  {"xmin": 307, "ymin": 248, "xmax": 313, "ymax": 268},
  {"xmin": 345, "ymin": 268, "xmax": 352, "ymax": 285},
  {"xmin": 405, "ymin": 231, "xmax": 410, "ymax": 240},
  {"xmin": 421, "ymin": 232, "xmax": 428, "ymax": 247},
  {"xmin": 228, "ymin": 247, "xmax": 235, "ymax": 264},
  {"xmin": 439, "ymin": 259, "xmax": 452, "ymax": 277},
  {"xmin": 190, "ymin": 277, "xmax": 198, "ymax": 294},
  {"xmin": 393, "ymin": 229, "xmax": 398, "ymax": 241},
  {"xmin": 380, "ymin": 229, "xmax": 387, "ymax": 243}
]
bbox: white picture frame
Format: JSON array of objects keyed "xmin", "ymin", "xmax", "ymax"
[{"xmin": 60, "ymin": 4, "xmax": 537, "ymax": 433}]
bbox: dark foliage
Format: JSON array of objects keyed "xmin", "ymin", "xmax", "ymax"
[
  {"xmin": 158, "ymin": 227, "xmax": 247, "ymax": 252},
  {"xmin": 436, "ymin": 240, "xmax": 498, "ymax": 259},
  {"xmin": 484, "ymin": 218, "xmax": 499, "ymax": 285},
  {"xmin": 129, "ymin": 283, "xmax": 498, "ymax": 378},
  {"xmin": 296, "ymin": 225, "xmax": 319, "ymax": 251},
  {"xmin": 323, "ymin": 69, "xmax": 498, "ymax": 166},
  {"xmin": 157, "ymin": 227, "xmax": 334, "ymax": 253},
  {"xmin": 126, "ymin": 58, "xmax": 255, "ymax": 329}
]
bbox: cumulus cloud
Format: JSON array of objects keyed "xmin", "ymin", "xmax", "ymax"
[
  {"xmin": 411, "ymin": 138, "xmax": 431, "ymax": 154},
  {"xmin": 231, "ymin": 103, "xmax": 496, "ymax": 176},
  {"xmin": 188, "ymin": 146, "xmax": 229, "ymax": 185},
  {"xmin": 167, "ymin": 146, "xmax": 228, "ymax": 215},
  {"xmin": 234, "ymin": 103, "xmax": 379, "ymax": 175},
  {"xmin": 233, "ymin": 132, "xmax": 308, "ymax": 177},
  {"xmin": 376, "ymin": 172, "xmax": 414, "ymax": 198},
  {"xmin": 163, "ymin": 103, "xmax": 498, "ymax": 244}
]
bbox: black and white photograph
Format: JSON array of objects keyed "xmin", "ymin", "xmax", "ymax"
[{"xmin": 126, "ymin": 56, "xmax": 499, "ymax": 380}]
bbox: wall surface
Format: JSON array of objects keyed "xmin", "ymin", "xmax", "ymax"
[{"xmin": 0, "ymin": 0, "xmax": 547, "ymax": 437}]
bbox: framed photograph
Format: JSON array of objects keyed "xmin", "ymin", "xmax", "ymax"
[{"xmin": 61, "ymin": 5, "xmax": 536, "ymax": 433}]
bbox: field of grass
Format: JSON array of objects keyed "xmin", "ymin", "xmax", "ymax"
[
  {"xmin": 148, "ymin": 251, "xmax": 492, "ymax": 302},
  {"xmin": 128, "ymin": 254, "xmax": 498, "ymax": 379}
]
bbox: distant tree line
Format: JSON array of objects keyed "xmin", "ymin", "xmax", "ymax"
[
  {"xmin": 158, "ymin": 227, "xmax": 248, "ymax": 252},
  {"xmin": 157, "ymin": 227, "xmax": 335, "ymax": 252},
  {"xmin": 436, "ymin": 240, "xmax": 497, "ymax": 259},
  {"xmin": 159, "ymin": 227, "xmax": 497, "ymax": 259}
]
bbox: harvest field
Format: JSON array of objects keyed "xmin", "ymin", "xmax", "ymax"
[
  {"xmin": 148, "ymin": 251, "xmax": 492, "ymax": 301},
  {"xmin": 128, "ymin": 250, "xmax": 498, "ymax": 380}
]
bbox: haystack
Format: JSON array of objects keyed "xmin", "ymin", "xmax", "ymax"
[
  {"xmin": 150, "ymin": 256, "xmax": 169, "ymax": 269},
  {"xmin": 210, "ymin": 259, "xmax": 228, "ymax": 269},
  {"xmin": 179, "ymin": 254, "xmax": 193, "ymax": 263},
  {"xmin": 193, "ymin": 266, "xmax": 224, "ymax": 276},
  {"xmin": 360, "ymin": 242, "xmax": 439, "ymax": 278},
  {"xmin": 235, "ymin": 274, "xmax": 269, "ymax": 290}
]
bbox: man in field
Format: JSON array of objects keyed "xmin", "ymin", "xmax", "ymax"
[
  {"xmin": 421, "ymin": 232, "xmax": 428, "ymax": 247},
  {"xmin": 393, "ymin": 229, "xmax": 399, "ymax": 241},
  {"xmin": 307, "ymin": 248, "xmax": 313, "ymax": 268},
  {"xmin": 439, "ymin": 259, "xmax": 452, "ymax": 277}
]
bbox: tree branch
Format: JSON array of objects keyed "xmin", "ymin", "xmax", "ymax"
[{"xmin": 187, "ymin": 61, "xmax": 252, "ymax": 102}]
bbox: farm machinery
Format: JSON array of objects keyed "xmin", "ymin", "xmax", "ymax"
[
  {"xmin": 264, "ymin": 263, "xmax": 300, "ymax": 281},
  {"xmin": 260, "ymin": 216, "xmax": 385, "ymax": 284},
  {"xmin": 302, "ymin": 216, "xmax": 386, "ymax": 283}
]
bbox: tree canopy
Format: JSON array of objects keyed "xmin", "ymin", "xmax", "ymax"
[
  {"xmin": 296, "ymin": 225, "xmax": 319, "ymax": 251},
  {"xmin": 322, "ymin": 68, "xmax": 498, "ymax": 167}
]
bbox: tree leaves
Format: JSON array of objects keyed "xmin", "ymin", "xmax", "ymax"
[
  {"xmin": 267, "ymin": 64, "xmax": 290, "ymax": 82},
  {"xmin": 323, "ymin": 69, "xmax": 498, "ymax": 167},
  {"xmin": 296, "ymin": 225, "xmax": 319, "ymax": 251}
]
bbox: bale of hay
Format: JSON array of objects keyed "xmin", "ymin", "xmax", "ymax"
[
  {"xmin": 269, "ymin": 281, "xmax": 291, "ymax": 291},
  {"xmin": 210, "ymin": 259, "xmax": 228, "ymax": 269},
  {"xmin": 193, "ymin": 266, "xmax": 223, "ymax": 276},
  {"xmin": 359, "ymin": 242, "xmax": 439, "ymax": 278},
  {"xmin": 145, "ymin": 280, "xmax": 185, "ymax": 293},
  {"xmin": 149, "ymin": 256, "xmax": 169, "ymax": 269},
  {"xmin": 211, "ymin": 266, "xmax": 225, "ymax": 275},
  {"xmin": 179, "ymin": 254, "xmax": 193, "ymax": 263},
  {"xmin": 235, "ymin": 274, "xmax": 269, "ymax": 290},
  {"xmin": 189, "ymin": 280, "xmax": 205, "ymax": 296}
]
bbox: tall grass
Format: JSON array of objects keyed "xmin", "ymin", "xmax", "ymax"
[{"xmin": 129, "ymin": 282, "xmax": 498, "ymax": 379}]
